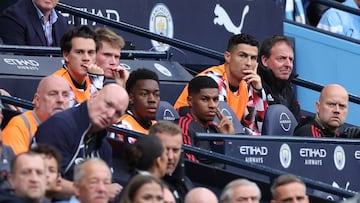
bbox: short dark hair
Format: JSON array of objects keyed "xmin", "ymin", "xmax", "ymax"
[
  {"xmin": 270, "ymin": 174, "xmax": 306, "ymax": 199},
  {"xmin": 60, "ymin": 25, "xmax": 99, "ymax": 53},
  {"xmin": 260, "ymin": 35, "xmax": 294, "ymax": 58},
  {"xmin": 30, "ymin": 144, "xmax": 62, "ymax": 173},
  {"xmin": 227, "ymin": 33, "xmax": 259, "ymax": 52},
  {"xmin": 125, "ymin": 68, "xmax": 159, "ymax": 93},
  {"xmin": 187, "ymin": 76, "xmax": 218, "ymax": 96}
]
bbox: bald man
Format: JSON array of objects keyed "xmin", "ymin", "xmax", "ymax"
[
  {"xmin": 3, "ymin": 75, "xmax": 72, "ymax": 154},
  {"xmin": 35, "ymin": 84, "xmax": 129, "ymax": 200},
  {"xmin": 184, "ymin": 187, "xmax": 218, "ymax": 203},
  {"xmin": 294, "ymin": 84, "xmax": 349, "ymax": 138}
]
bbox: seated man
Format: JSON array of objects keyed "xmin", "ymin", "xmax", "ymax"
[
  {"xmin": 95, "ymin": 27, "xmax": 129, "ymax": 88},
  {"xmin": 53, "ymin": 25, "xmax": 104, "ymax": 105},
  {"xmin": 179, "ymin": 76, "xmax": 234, "ymax": 165},
  {"xmin": 7, "ymin": 152, "xmax": 47, "ymax": 203},
  {"xmin": 34, "ymin": 84, "xmax": 129, "ymax": 200},
  {"xmin": 30, "ymin": 144, "xmax": 62, "ymax": 202},
  {"xmin": 258, "ymin": 35, "xmax": 300, "ymax": 120},
  {"xmin": 220, "ymin": 179, "xmax": 261, "ymax": 203},
  {"xmin": 294, "ymin": 84, "xmax": 348, "ymax": 138},
  {"xmin": 317, "ymin": 0, "xmax": 360, "ymax": 40},
  {"xmin": 72, "ymin": 158, "xmax": 113, "ymax": 203},
  {"xmin": 149, "ymin": 121, "xmax": 194, "ymax": 203},
  {"xmin": 174, "ymin": 33, "xmax": 267, "ymax": 134},
  {"xmin": 3, "ymin": 75, "xmax": 71, "ymax": 154},
  {"xmin": 0, "ymin": 0, "xmax": 70, "ymax": 46},
  {"xmin": 270, "ymin": 174, "xmax": 309, "ymax": 203},
  {"xmin": 115, "ymin": 68, "xmax": 160, "ymax": 139}
]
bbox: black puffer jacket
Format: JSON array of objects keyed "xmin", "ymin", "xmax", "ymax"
[{"xmin": 258, "ymin": 65, "xmax": 300, "ymax": 120}]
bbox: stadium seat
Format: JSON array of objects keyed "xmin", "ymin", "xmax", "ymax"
[
  {"xmin": 155, "ymin": 100, "xmax": 180, "ymax": 123},
  {"xmin": 261, "ymin": 104, "xmax": 297, "ymax": 136},
  {"xmin": 213, "ymin": 101, "xmax": 245, "ymax": 135}
]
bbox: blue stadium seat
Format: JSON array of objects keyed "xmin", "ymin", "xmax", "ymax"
[
  {"xmin": 156, "ymin": 101, "xmax": 179, "ymax": 123},
  {"xmin": 213, "ymin": 101, "xmax": 245, "ymax": 135},
  {"xmin": 261, "ymin": 104, "xmax": 297, "ymax": 136}
]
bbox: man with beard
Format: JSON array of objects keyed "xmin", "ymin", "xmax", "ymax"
[{"xmin": 294, "ymin": 84, "xmax": 348, "ymax": 138}]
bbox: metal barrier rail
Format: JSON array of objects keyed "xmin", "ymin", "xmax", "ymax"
[
  {"xmin": 55, "ymin": 3, "xmax": 224, "ymax": 61},
  {"xmin": 0, "ymin": 44, "xmax": 169, "ymax": 59},
  {"xmin": 106, "ymin": 125, "xmax": 355, "ymax": 198}
]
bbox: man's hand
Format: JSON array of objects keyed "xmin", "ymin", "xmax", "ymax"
[
  {"xmin": 112, "ymin": 66, "xmax": 129, "ymax": 88},
  {"xmin": 242, "ymin": 67, "xmax": 262, "ymax": 90},
  {"xmin": 108, "ymin": 183, "xmax": 123, "ymax": 200},
  {"xmin": 87, "ymin": 64, "xmax": 104, "ymax": 75},
  {"xmin": 213, "ymin": 108, "xmax": 235, "ymax": 135}
]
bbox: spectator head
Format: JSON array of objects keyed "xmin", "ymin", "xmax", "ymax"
[
  {"xmin": 184, "ymin": 187, "xmax": 218, "ymax": 203},
  {"xmin": 164, "ymin": 186, "xmax": 176, "ymax": 203},
  {"xmin": 126, "ymin": 68, "xmax": 160, "ymax": 123},
  {"xmin": 149, "ymin": 121, "xmax": 182, "ymax": 175},
  {"xmin": 187, "ymin": 76, "xmax": 219, "ymax": 125},
  {"xmin": 33, "ymin": 0, "xmax": 59, "ymax": 14},
  {"xmin": 315, "ymin": 84, "xmax": 349, "ymax": 133},
  {"xmin": 125, "ymin": 135, "xmax": 168, "ymax": 178},
  {"xmin": 221, "ymin": 178, "xmax": 261, "ymax": 203},
  {"xmin": 225, "ymin": 34, "xmax": 259, "ymax": 83},
  {"xmin": 73, "ymin": 158, "xmax": 112, "ymax": 203},
  {"xmin": 88, "ymin": 84, "xmax": 129, "ymax": 131},
  {"xmin": 60, "ymin": 26, "xmax": 98, "ymax": 84},
  {"xmin": 95, "ymin": 28, "xmax": 125, "ymax": 79},
  {"xmin": 34, "ymin": 75, "xmax": 71, "ymax": 122},
  {"xmin": 30, "ymin": 144, "xmax": 62, "ymax": 201},
  {"xmin": 270, "ymin": 174, "xmax": 308, "ymax": 203},
  {"xmin": 119, "ymin": 174, "xmax": 164, "ymax": 203},
  {"xmin": 260, "ymin": 35, "xmax": 294, "ymax": 81},
  {"xmin": 8, "ymin": 152, "xmax": 47, "ymax": 202}
]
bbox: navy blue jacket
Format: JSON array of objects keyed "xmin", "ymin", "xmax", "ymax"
[
  {"xmin": 0, "ymin": 0, "xmax": 70, "ymax": 46},
  {"xmin": 34, "ymin": 102, "xmax": 112, "ymax": 181}
]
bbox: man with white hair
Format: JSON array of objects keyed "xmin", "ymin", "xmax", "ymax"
[{"xmin": 220, "ymin": 178, "xmax": 261, "ymax": 203}]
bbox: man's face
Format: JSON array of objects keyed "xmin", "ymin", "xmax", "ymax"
[
  {"xmin": 156, "ymin": 132, "xmax": 182, "ymax": 174},
  {"xmin": 230, "ymin": 185, "xmax": 260, "ymax": 203},
  {"xmin": 96, "ymin": 41, "xmax": 121, "ymax": 79},
  {"xmin": 42, "ymin": 155, "xmax": 61, "ymax": 194},
  {"xmin": 75, "ymin": 163, "xmax": 111, "ymax": 203},
  {"xmin": 9, "ymin": 154, "xmax": 47, "ymax": 202},
  {"xmin": 261, "ymin": 41, "xmax": 294, "ymax": 81},
  {"xmin": 63, "ymin": 37, "xmax": 96, "ymax": 83},
  {"xmin": 33, "ymin": 0, "xmax": 59, "ymax": 13},
  {"xmin": 88, "ymin": 85, "xmax": 129, "ymax": 130},
  {"xmin": 35, "ymin": 77, "xmax": 71, "ymax": 121},
  {"xmin": 272, "ymin": 182, "xmax": 309, "ymax": 203},
  {"xmin": 130, "ymin": 79, "xmax": 160, "ymax": 123},
  {"xmin": 133, "ymin": 182, "xmax": 163, "ymax": 203},
  {"xmin": 316, "ymin": 89, "xmax": 348, "ymax": 131},
  {"xmin": 225, "ymin": 44, "xmax": 258, "ymax": 82},
  {"xmin": 188, "ymin": 88, "xmax": 219, "ymax": 125}
]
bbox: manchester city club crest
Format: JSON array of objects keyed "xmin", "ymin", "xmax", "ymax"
[{"xmin": 149, "ymin": 3, "xmax": 174, "ymax": 52}]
